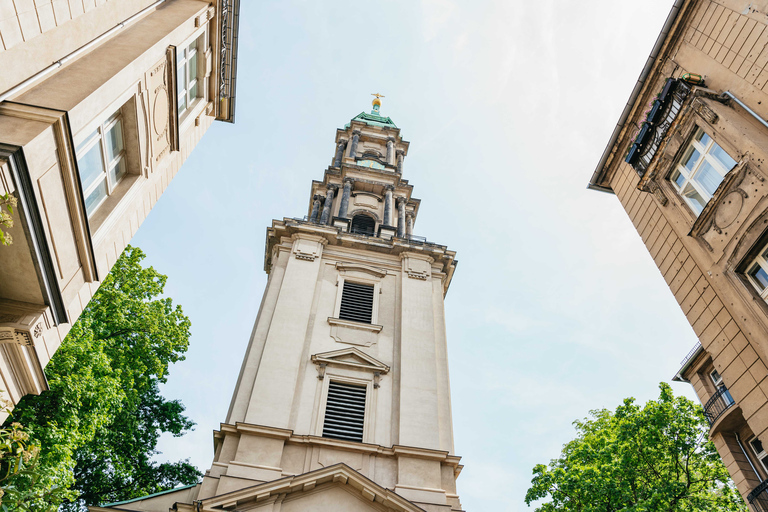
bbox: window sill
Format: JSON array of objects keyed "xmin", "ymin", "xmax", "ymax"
[
  {"xmin": 178, "ymin": 97, "xmax": 208, "ymax": 135},
  {"xmin": 90, "ymin": 174, "xmax": 143, "ymax": 243},
  {"xmin": 327, "ymin": 317, "xmax": 382, "ymax": 347}
]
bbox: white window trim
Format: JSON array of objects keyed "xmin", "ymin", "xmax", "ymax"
[
  {"xmin": 75, "ymin": 112, "xmax": 127, "ymax": 217},
  {"xmin": 314, "ymin": 371, "xmax": 375, "ymax": 444},
  {"xmin": 745, "ymin": 242, "xmax": 768, "ymax": 302},
  {"xmin": 333, "ymin": 276, "xmax": 381, "ymax": 325},
  {"xmin": 749, "ymin": 436, "xmax": 768, "ymax": 476},
  {"xmin": 176, "ymin": 26, "xmax": 209, "ymax": 131},
  {"xmin": 670, "ymin": 127, "xmax": 735, "ymax": 215},
  {"xmin": 709, "ymin": 369, "xmax": 735, "ymax": 406}
]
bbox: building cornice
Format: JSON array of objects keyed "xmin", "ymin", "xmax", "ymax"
[{"xmin": 588, "ymin": 0, "xmax": 690, "ymax": 192}]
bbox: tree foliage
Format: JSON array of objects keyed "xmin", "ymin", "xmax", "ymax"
[
  {"xmin": 6, "ymin": 245, "xmax": 201, "ymax": 510},
  {"xmin": 525, "ymin": 383, "xmax": 748, "ymax": 512},
  {"xmin": 0, "ymin": 193, "xmax": 17, "ymax": 246}
]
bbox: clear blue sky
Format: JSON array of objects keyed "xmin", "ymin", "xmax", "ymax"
[{"xmin": 132, "ymin": 1, "xmax": 697, "ymax": 510}]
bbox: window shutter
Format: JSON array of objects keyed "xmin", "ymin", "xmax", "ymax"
[
  {"xmin": 338, "ymin": 282, "xmax": 374, "ymax": 324},
  {"xmin": 322, "ymin": 381, "xmax": 366, "ymax": 442}
]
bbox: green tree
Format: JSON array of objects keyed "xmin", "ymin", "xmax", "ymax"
[
  {"xmin": 0, "ymin": 193, "xmax": 17, "ymax": 246},
  {"xmin": 6, "ymin": 245, "xmax": 201, "ymax": 511},
  {"xmin": 525, "ymin": 383, "xmax": 748, "ymax": 512}
]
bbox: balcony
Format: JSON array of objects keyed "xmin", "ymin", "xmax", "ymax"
[
  {"xmin": 703, "ymin": 385, "xmax": 735, "ymax": 427},
  {"xmin": 748, "ymin": 480, "xmax": 768, "ymax": 511},
  {"xmin": 292, "ymin": 217, "xmax": 442, "ymax": 248}
]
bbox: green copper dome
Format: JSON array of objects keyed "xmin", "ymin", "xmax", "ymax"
[{"xmin": 346, "ymin": 101, "xmax": 397, "ymax": 129}]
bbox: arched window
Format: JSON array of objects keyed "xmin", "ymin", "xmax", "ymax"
[{"xmin": 350, "ymin": 214, "xmax": 376, "ymax": 236}]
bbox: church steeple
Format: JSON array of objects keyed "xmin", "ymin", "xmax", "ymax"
[{"xmin": 100, "ymin": 102, "xmax": 464, "ymax": 512}]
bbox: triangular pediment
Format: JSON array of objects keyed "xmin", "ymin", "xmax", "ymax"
[
  {"xmin": 312, "ymin": 347, "xmax": 390, "ymax": 373},
  {"xmin": 200, "ymin": 463, "xmax": 424, "ymax": 512}
]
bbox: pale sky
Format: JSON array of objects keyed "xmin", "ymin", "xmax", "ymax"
[{"xmin": 131, "ymin": 1, "xmax": 699, "ymax": 510}]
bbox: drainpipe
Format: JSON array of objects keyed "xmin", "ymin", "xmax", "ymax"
[
  {"xmin": 722, "ymin": 91, "xmax": 768, "ymax": 131},
  {"xmin": 0, "ymin": 0, "xmax": 166, "ymax": 103},
  {"xmin": 736, "ymin": 432, "xmax": 762, "ymax": 481}
]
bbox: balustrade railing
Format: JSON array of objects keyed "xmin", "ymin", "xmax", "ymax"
[
  {"xmin": 703, "ymin": 385, "xmax": 735, "ymax": 426},
  {"xmin": 748, "ymin": 480, "xmax": 768, "ymax": 511}
]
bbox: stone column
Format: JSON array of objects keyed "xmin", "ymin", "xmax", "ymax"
[
  {"xmin": 310, "ymin": 194, "xmax": 323, "ymax": 222},
  {"xmin": 333, "ymin": 140, "xmax": 347, "ymax": 167},
  {"xmin": 386, "ymin": 137, "xmax": 395, "ymax": 165},
  {"xmin": 406, "ymin": 212, "xmax": 414, "ymax": 236},
  {"xmin": 383, "ymin": 186, "xmax": 394, "ymax": 226},
  {"xmin": 396, "ymin": 198, "xmax": 406, "ymax": 237},
  {"xmin": 338, "ymin": 178, "xmax": 354, "ymax": 219},
  {"xmin": 348, "ymin": 130, "xmax": 361, "ymax": 159},
  {"xmin": 396, "ymin": 150, "xmax": 404, "ymax": 173},
  {"xmin": 319, "ymin": 185, "xmax": 337, "ymax": 225}
]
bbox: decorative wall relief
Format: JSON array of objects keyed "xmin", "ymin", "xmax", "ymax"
[
  {"xmin": 145, "ymin": 51, "xmax": 178, "ymax": 169},
  {"xmin": 694, "ymin": 161, "xmax": 767, "ymax": 259}
]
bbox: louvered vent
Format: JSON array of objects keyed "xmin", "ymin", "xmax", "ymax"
[
  {"xmin": 338, "ymin": 282, "xmax": 374, "ymax": 324},
  {"xmin": 322, "ymin": 381, "xmax": 366, "ymax": 442},
  {"xmin": 350, "ymin": 214, "xmax": 376, "ymax": 236}
]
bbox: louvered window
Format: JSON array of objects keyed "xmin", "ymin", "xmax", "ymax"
[
  {"xmin": 322, "ymin": 381, "xmax": 366, "ymax": 442},
  {"xmin": 338, "ymin": 281, "xmax": 374, "ymax": 324}
]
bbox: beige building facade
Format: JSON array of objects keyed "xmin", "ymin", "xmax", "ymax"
[
  {"xmin": 590, "ymin": 0, "xmax": 768, "ymax": 508},
  {"xmin": 94, "ymin": 101, "xmax": 465, "ymax": 512},
  {"xmin": 0, "ymin": 0, "xmax": 240, "ymax": 414}
]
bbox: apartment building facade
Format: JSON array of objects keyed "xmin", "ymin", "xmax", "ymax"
[
  {"xmin": 0, "ymin": 0, "xmax": 240, "ymax": 414},
  {"xmin": 590, "ymin": 0, "xmax": 768, "ymax": 507}
]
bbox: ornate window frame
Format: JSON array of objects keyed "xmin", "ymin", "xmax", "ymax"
[{"xmin": 310, "ymin": 347, "xmax": 389, "ymax": 445}]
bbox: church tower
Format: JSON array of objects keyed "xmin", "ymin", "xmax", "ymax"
[{"xmin": 99, "ymin": 98, "xmax": 463, "ymax": 512}]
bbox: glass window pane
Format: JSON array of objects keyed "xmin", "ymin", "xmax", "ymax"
[
  {"xmin": 189, "ymin": 53, "xmax": 197, "ymax": 81},
  {"xmin": 696, "ymin": 130, "xmax": 711, "ymax": 146},
  {"xmin": 673, "ymin": 171, "xmax": 686, "ymax": 188},
  {"xmin": 753, "ymin": 439, "xmax": 765, "ymax": 455},
  {"xmin": 682, "ymin": 184, "xmax": 706, "ymax": 215},
  {"xmin": 84, "ymin": 178, "xmax": 108, "ymax": 216},
  {"xmin": 682, "ymin": 146, "xmax": 701, "ymax": 173},
  {"xmin": 108, "ymin": 158, "xmax": 126, "ymax": 188},
  {"xmin": 694, "ymin": 160, "xmax": 724, "ymax": 197},
  {"xmin": 105, "ymin": 120, "xmax": 123, "ymax": 163},
  {"xmin": 177, "ymin": 61, "xmax": 187, "ymax": 110},
  {"xmin": 749, "ymin": 264, "xmax": 768, "ymax": 291},
  {"xmin": 77, "ymin": 143, "xmax": 105, "ymax": 190},
  {"xmin": 710, "ymin": 143, "xmax": 736, "ymax": 171},
  {"xmin": 76, "ymin": 129, "xmax": 99, "ymax": 154},
  {"xmin": 189, "ymin": 80, "xmax": 198, "ymax": 100}
]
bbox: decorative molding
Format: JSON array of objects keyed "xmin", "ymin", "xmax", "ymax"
[
  {"xmin": 291, "ymin": 233, "xmax": 327, "ymax": 261},
  {"xmin": 401, "ymin": 253, "xmax": 434, "ymax": 280},
  {"xmin": 694, "ymin": 97, "xmax": 719, "ymax": 125},
  {"xmin": 335, "ymin": 262, "xmax": 387, "ymax": 278},
  {"xmin": 0, "ymin": 144, "xmax": 68, "ymax": 324},
  {"xmin": 199, "ymin": 463, "xmax": 428, "ymax": 512},
  {"xmin": 0, "ymin": 103, "xmax": 98, "ymax": 283},
  {"xmin": 690, "ymin": 159, "xmax": 750, "ymax": 239},
  {"xmin": 327, "ymin": 317, "xmax": 383, "ymax": 347},
  {"xmin": 311, "ymin": 347, "xmax": 390, "ymax": 374}
]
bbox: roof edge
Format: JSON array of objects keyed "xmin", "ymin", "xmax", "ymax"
[
  {"xmin": 588, "ymin": 0, "xmax": 686, "ymax": 193},
  {"xmin": 101, "ymin": 484, "xmax": 198, "ymax": 507}
]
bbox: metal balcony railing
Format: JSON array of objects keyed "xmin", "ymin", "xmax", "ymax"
[
  {"xmin": 290, "ymin": 218, "xmax": 440, "ymax": 248},
  {"xmin": 748, "ymin": 480, "xmax": 768, "ymax": 511},
  {"xmin": 703, "ymin": 385, "xmax": 735, "ymax": 427},
  {"xmin": 679, "ymin": 342, "xmax": 702, "ymax": 367}
]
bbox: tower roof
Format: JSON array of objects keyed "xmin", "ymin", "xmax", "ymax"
[{"xmin": 346, "ymin": 94, "xmax": 398, "ymax": 128}]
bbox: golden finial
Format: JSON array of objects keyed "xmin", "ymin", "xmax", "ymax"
[{"xmin": 371, "ymin": 92, "xmax": 385, "ymax": 108}]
